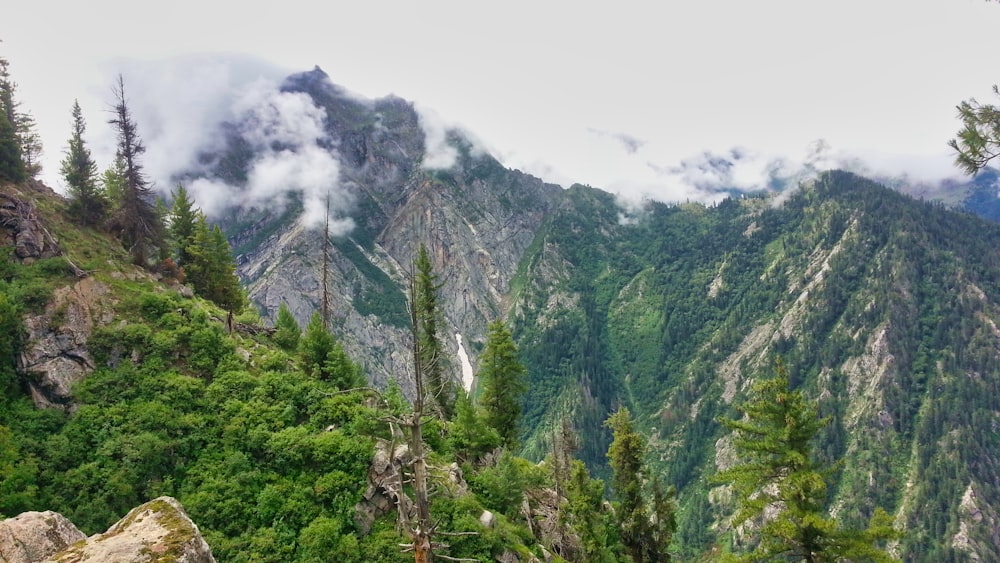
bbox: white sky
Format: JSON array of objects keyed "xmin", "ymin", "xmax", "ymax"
[{"xmin": 3, "ymin": 0, "xmax": 1000, "ymax": 204}]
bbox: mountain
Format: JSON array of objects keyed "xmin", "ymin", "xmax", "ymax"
[
  {"xmin": 197, "ymin": 67, "xmax": 561, "ymax": 395},
  {"xmin": 509, "ymin": 170, "xmax": 1000, "ymax": 559},
  {"xmin": 185, "ymin": 68, "xmax": 1000, "ymax": 560}
]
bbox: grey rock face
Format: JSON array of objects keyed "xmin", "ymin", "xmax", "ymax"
[
  {"xmin": 221, "ymin": 72, "xmax": 561, "ymax": 398},
  {"xmin": 0, "ymin": 511, "xmax": 86, "ymax": 563},
  {"xmin": 0, "ymin": 183, "xmax": 63, "ymax": 263},
  {"xmin": 19, "ymin": 278, "xmax": 114, "ymax": 409}
]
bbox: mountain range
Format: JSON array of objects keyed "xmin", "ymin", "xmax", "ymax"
[
  {"xmin": 4, "ymin": 66, "xmax": 1000, "ymax": 560},
  {"xmin": 168, "ymin": 68, "xmax": 1000, "ymax": 559}
]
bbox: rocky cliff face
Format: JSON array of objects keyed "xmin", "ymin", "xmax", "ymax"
[
  {"xmin": 209, "ymin": 68, "xmax": 561, "ymax": 396},
  {"xmin": 0, "ymin": 497, "xmax": 214, "ymax": 563},
  {"xmin": 20, "ymin": 277, "xmax": 115, "ymax": 408}
]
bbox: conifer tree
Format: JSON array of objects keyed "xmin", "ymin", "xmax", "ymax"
[
  {"xmin": 715, "ymin": 360, "xmax": 897, "ymax": 562},
  {"xmin": 16, "ymin": 111, "xmax": 41, "ymax": 178},
  {"xmin": 414, "ymin": 244, "xmax": 454, "ymax": 419},
  {"xmin": 950, "ymin": 84, "xmax": 1000, "ymax": 175},
  {"xmin": 448, "ymin": 391, "xmax": 501, "ymax": 463},
  {"xmin": 62, "ymin": 100, "xmax": 105, "ymax": 226},
  {"xmin": 273, "ymin": 302, "xmax": 301, "ymax": 351},
  {"xmin": 101, "ymin": 155, "xmax": 126, "ymax": 206},
  {"xmin": 478, "ymin": 319, "xmax": 528, "ymax": 448},
  {"xmin": 0, "ymin": 56, "xmax": 40, "ymax": 179},
  {"xmin": 606, "ymin": 407, "xmax": 675, "ymax": 562},
  {"xmin": 0, "ymin": 56, "xmax": 25, "ymax": 184},
  {"xmin": 183, "ymin": 215, "xmax": 246, "ymax": 325},
  {"xmin": 0, "ymin": 109, "xmax": 23, "ymax": 184},
  {"xmin": 297, "ymin": 311, "xmax": 362, "ymax": 388},
  {"xmin": 106, "ymin": 74, "xmax": 163, "ymax": 265},
  {"xmin": 168, "ymin": 185, "xmax": 198, "ymax": 266}
]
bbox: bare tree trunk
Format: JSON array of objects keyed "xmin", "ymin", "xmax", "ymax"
[
  {"xmin": 321, "ymin": 192, "xmax": 330, "ymax": 329},
  {"xmin": 409, "ymin": 273, "xmax": 434, "ymax": 563}
]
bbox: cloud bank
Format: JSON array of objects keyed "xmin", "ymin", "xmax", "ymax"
[{"xmin": 89, "ymin": 55, "xmax": 351, "ymax": 232}]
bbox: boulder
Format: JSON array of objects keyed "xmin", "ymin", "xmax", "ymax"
[
  {"xmin": 46, "ymin": 497, "xmax": 215, "ymax": 563},
  {"xmin": 0, "ymin": 511, "xmax": 85, "ymax": 563}
]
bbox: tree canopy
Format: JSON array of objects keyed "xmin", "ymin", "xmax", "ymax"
[
  {"xmin": 714, "ymin": 361, "xmax": 897, "ymax": 562},
  {"xmin": 950, "ymin": 84, "xmax": 1000, "ymax": 175}
]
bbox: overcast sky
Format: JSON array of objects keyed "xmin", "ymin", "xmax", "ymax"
[{"xmin": 3, "ymin": 0, "xmax": 1000, "ymax": 206}]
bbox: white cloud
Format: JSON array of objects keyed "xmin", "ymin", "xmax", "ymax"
[
  {"xmin": 415, "ymin": 103, "xmax": 459, "ymax": 170},
  {"xmin": 191, "ymin": 81, "xmax": 353, "ymax": 232}
]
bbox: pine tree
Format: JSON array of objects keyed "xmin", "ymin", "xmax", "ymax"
[
  {"xmin": 414, "ymin": 244, "xmax": 454, "ymax": 419},
  {"xmin": 106, "ymin": 74, "xmax": 163, "ymax": 265},
  {"xmin": 715, "ymin": 360, "xmax": 898, "ymax": 562},
  {"xmin": 477, "ymin": 319, "xmax": 528, "ymax": 449},
  {"xmin": 16, "ymin": 111, "xmax": 41, "ymax": 178},
  {"xmin": 0, "ymin": 108, "xmax": 23, "ymax": 184},
  {"xmin": 565, "ymin": 459, "xmax": 616, "ymax": 563},
  {"xmin": 62, "ymin": 100, "xmax": 105, "ymax": 226},
  {"xmin": 606, "ymin": 407, "xmax": 675, "ymax": 562},
  {"xmin": 273, "ymin": 302, "xmax": 301, "ymax": 351},
  {"xmin": 0, "ymin": 56, "xmax": 25, "ymax": 184},
  {"xmin": 183, "ymin": 215, "xmax": 246, "ymax": 324},
  {"xmin": 299, "ymin": 311, "xmax": 335, "ymax": 378},
  {"xmin": 168, "ymin": 185, "xmax": 198, "ymax": 266},
  {"xmin": 296, "ymin": 311, "xmax": 361, "ymax": 388},
  {"xmin": 950, "ymin": 84, "xmax": 1000, "ymax": 175},
  {"xmin": 0, "ymin": 55, "xmax": 41, "ymax": 179},
  {"xmin": 101, "ymin": 155, "xmax": 126, "ymax": 206},
  {"xmin": 448, "ymin": 392, "xmax": 501, "ymax": 463}
]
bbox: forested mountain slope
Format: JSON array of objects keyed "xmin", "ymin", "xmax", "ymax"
[
  {"xmin": 0, "ymin": 179, "xmax": 595, "ymax": 562},
  {"xmin": 188, "ymin": 68, "xmax": 1000, "ymax": 559},
  {"xmin": 510, "ymin": 170, "xmax": 1000, "ymax": 560}
]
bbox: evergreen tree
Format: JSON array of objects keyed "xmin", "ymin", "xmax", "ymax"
[
  {"xmin": 0, "ymin": 109, "xmax": 23, "ymax": 183},
  {"xmin": 106, "ymin": 74, "xmax": 163, "ymax": 265},
  {"xmin": 565, "ymin": 459, "xmax": 617, "ymax": 563},
  {"xmin": 0, "ymin": 55, "xmax": 41, "ymax": 178},
  {"xmin": 295, "ymin": 311, "xmax": 362, "ymax": 388},
  {"xmin": 606, "ymin": 407, "xmax": 675, "ymax": 562},
  {"xmin": 950, "ymin": 84, "xmax": 1000, "ymax": 175},
  {"xmin": 477, "ymin": 319, "xmax": 528, "ymax": 448},
  {"xmin": 299, "ymin": 311, "xmax": 335, "ymax": 379},
  {"xmin": 184, "ymin": 215, "xmax": 246, "ymax": 322},
  {"xmin": 273, "ymin": 302, "xmax": 301, "ymax": 351},
  {"xmin": 414, "ymin": 244, "xmax": 454, "ymax": 419},
  {"xmin": 0, "ymin": 56, "xmax": 25, "ymax": 184},
  {"xmin": 16, "ymin": 111, "xmax": 41, "ymax": 178},
  {"xmin": 715, "ymin": 360, "xmax": 897, "ymax": 562},
  {"xmin": 448, "ymin": 392, "xmax": 501, "ymax": 463},
  {"xmin": 62, "ymin": 100, "xmax": 105, "ymax": 226},
  {"xmin": 101, "ymin": 155, "xmax": 126, "ymax": 206}
]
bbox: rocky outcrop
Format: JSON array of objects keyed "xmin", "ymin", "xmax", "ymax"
[
  {"xmin": 19, "ymin": 278, "xmax": 115, "ymax": 409},
  {"xmin": 0, "ymin": 511, "xmax": 85, "ymax": 563},
  {"xmin": 46, "ymin": 497, "xmax": 215, "ymax": 563},
  {"xmin": 0, "ymin": 497, "xmax": 214, "ymax": 563},
  {"xmin": 0, "ymin": 182, "xmax": 64, "ymax": 263},
  {"xmin": 354, "ymin": 437, "xmax": 414, "ymax": 535}
]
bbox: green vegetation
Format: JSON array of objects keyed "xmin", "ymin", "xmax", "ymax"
[
  {"xmin": 0, "ymin": 182, "xmax": 640, "ymax": 563},
  {"xmin": 512, "ymin": 171, "xmax": 1000, "ymax": 560},
  {"xmin": 62, "ymin": 100, "xmax": 105, "ymax": 227},
  {"xmin": 478, "ymin": 319, "xmax": 529, "ymax": 449},
  {"xmin": 714, "ymin": 360, "xmax": 897, "ymax": 562},
  {"xmin": 606, "ymin": 408, "xmax": 676, "ymax": 563}
]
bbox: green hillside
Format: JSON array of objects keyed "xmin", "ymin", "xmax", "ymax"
[
  {"xmin": 511, "ymin": 171, "xmax": 1000, "ymax": 560},
  {"xmin": 0, "ymin": 181, "xmax": 598, "ymax": 562}
]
